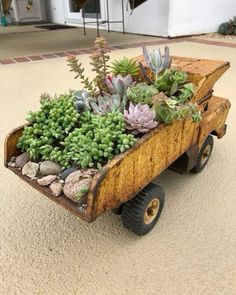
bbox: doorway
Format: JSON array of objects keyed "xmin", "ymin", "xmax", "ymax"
[{"xmin": 83, "ymin": 0, "xmax": 101, "ymax": 18}]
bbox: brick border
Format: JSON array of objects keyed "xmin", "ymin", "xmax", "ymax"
[
  {"xmin": 0, "ymin": 38, "xmax": 184, "ymax": 65},
  {"xmin": 0, "ymin": 37, "xmax": 235, "ymax": 65}
]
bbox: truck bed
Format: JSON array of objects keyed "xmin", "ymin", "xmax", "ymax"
[{"xmin": 5, "ymin": 95, "xmax": 230, "ymax": 222}]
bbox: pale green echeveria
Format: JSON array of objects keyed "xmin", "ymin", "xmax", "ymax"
[
  {"xmin": 90, "ymin": 94, "xmax": 127, "ymax": 115},
  {"xmin": 127, "ymin": 82, "xmax": 159, "ymax": 106}
]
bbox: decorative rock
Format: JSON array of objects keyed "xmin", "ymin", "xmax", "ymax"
[
  {"xmin": 63, "ymin": 170, "xmax": 96, "ymax": 203},
  {"xmin": 8, "ymin": 162, "xmax": 16, "ymax": 168},
  {"xmin": 15, "ymin": 152, "xmax": 30, "ymax": 168},
  {"xmin": 59, "ymin": 166, "xmax": 78, "ymax": 180},
  {"xmin": 50, "ymin": 181, "xmax": 64, "ymax": 197},
  {"xmin": 37, "ymin": 175, "xmax": 57, "ymax": 186},
  {"xmin": 82, "ymin": 169, "xmax": 98, "ymax": 178},
  {"xmin": 39, "ymin": 161, "xmax": 62, "ymax": 176},
  {"xmin": 22, "ymin": 162, "xmax": 39, "ymax": 179},
  {"xmin": 10, "ymin": 156, "xmax": 16, "ymax": 163}
]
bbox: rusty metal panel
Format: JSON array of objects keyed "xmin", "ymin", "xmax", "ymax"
[
  {"xmin": 90, "ymin": 119, "xmax": 198, "ymax": 218},
  {"xmin": 198, "ymin": 96, "xmax": 231, "ymax": 146},
  {"xmin": 136, "ymin": 55, "xmax": 230, "ymax": 107}
]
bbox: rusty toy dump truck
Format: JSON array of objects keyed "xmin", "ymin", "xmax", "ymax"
[{"xmin": 4, "ymin": 55, "xmax": 231, "ymax": 236}]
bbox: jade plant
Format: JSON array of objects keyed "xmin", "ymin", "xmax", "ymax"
[
  {"xmin": 124, "ymin": 103, "xmax": 158, "ymax": 134},
  {"xmin": 111, "ymin": 57, "xmax": 140, "ymax": 78}
]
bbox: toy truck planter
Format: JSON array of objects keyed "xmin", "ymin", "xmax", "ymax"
[{"xmin": 4, "ymin": 56, "xmax": 231, "ymax": 236}]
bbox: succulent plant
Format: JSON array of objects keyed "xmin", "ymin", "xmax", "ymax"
[
  {"xmin": 67, "ymin": 55, "xmax": 96, "ymax": 96},
  {"xmin": 90, "ymin": 94, "xmax": 127, "ymax": 115},
  {"xmin": 140, "ymin": 46, "xmax": 172, "ymax": 83},
  {"xmin": 124, "ymin": 103, "xmax": 158, "ymax": 134},
  {"xmin": 172, "ymin": 83, "xmax": 195, "ymax": 104},
  {"xmin": 17, "ymin": 93, "xmax": 80, "ymax": 163},
  {"xmin": 154, "ymin": 69, "xmax": 195, "ymax": 100},
  {"xmin": 18, "ymin": 101, "xmax": 137, "ymax": 169},
  {"xmin": 105, "ymin": 74, "xmax": 133, "ymax": 97},
  {"xmin": 62, "ymin": 111, "xmax": 137, "ymax": 169},
  {"xmin": 67, "ymin": 37, "xmax": 111, "ymax": 96},
  {"xmin": 154, "ymin": 97, "xmax": 201, "ymax": 125},
  {"xmin": 169, "ymin": 70, "xmax": 188, "ymax": 85},
  {"xmin": 73, "ymin": 90, "xmax": 94, "ymax": 112},
  {"xmin": 111, "ymin": 57, "xmax": 140, "ymax": 78},
  {"xmin": 127, "ymin": 82, "xmax": 159, "ymax": 106}
]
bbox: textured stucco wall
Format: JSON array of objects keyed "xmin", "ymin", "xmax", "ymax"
[
  {"xmin": 0, "ymin": 41, "xmax": 236, "ymax": 294},
  {"xmin": 109, "ymin": 0, "xmax": 170, "ymax": 37},
  {"xmin": 168, "ymin": 0, "xmax": 236, "ymax": 37}
]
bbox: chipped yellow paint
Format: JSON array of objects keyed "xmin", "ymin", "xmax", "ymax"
[{"xmin": 89, "ymin": 119, "xmax": 199, "ymax": 218}]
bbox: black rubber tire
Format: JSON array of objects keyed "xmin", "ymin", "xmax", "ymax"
[
  {"xmin": 112, "ymin": 206, "xmax": 123, "ymax": 215},
  {"xmin": 121, "ymin": 183, "xmax": 165, "ymax": 236},
  {"xmin": 192, "ymin": 135, "xmax": 214, "ymax": 173}
]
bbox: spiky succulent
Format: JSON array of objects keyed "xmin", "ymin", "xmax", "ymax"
[
  {"xmin": 124, "ymin": 103, "xmax": 158, "ymax": 134},
  {"xmin": 127, "ymin": 82, "xmax": 159, "ymax": 106},
  {"xmin": 105, "ymin": 74, "xmax": 133, "ymax": 97},
  {"xmin": 111, "ymin": 57, "xmax": 140, "ymax": 78},
  {"xmin": 140, "ymin": 46, "xmax": 172, "ymax": 83},
  {"xmin": 90, "ymin": 94, "xmax": 127, "ymax": 115}
]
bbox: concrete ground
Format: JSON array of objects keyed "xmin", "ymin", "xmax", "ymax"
[
  {"xmin": 0, "ymin": 40, "xmax": 236, "ymax": 295},
  {"xmin": 0, "ymin": 24, "xmax": 161, "ymax": 59}
]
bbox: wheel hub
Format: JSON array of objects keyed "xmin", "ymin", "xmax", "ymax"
[
  {"xmin": 200, "ymin": 144, "xmax": 211, "ymax": 166},
  {"xmin": 144, "ymin": 198, "xmax": 160, "ymax": 225}
]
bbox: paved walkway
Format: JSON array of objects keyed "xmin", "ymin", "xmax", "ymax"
[{"xmin": 0, "ymin": 38, "xmax": 236, "ymax": 295}]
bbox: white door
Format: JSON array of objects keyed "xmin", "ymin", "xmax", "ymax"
[
  {"xmin": 64, "ymin": 0, "xmax": 82, "ymax": 24},
  {"xmin": 48, "ymin": 0, "xmax": 65, "ymax": 24}
]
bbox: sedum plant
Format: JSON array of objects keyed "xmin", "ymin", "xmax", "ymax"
[
  {"xmin": 17, "ymin": 101, "xmax": 137, "ymax": 169},
  {"xmin": 90, "ymin": 36, "xmax": 111, "ymax": 93},
  {"xmin": 154, "ymin": 97, "xmax": 201, "ymax": 125},
  {"xmin": 154, "ymin": 69, "xmax": 195, "ymax": 102},
  {"xmin": 172, "ymin": 83, "xmax": 195, "ymax": 104},
  {"xmin": 17, "ymin": 93, "xmax": 80, "ymax": 161},
  {"xmin": 127, "ymin": 82, "xmax": 159, "ymax": 106},
  {"xmin": 111, "ymin": 57, "xmax": 140, "ymax": 78},
  {"xmin": 67, "ymin": 36, "xmax": 110, "ymax": 96},
  {"xmin": 124, "ymin": 103, "xmax": 158, "ymax": 134},
  {"xmin": 62, "ymin": 111, "xmax": 137, "ymax": 169},
  {"xmin": 67, "ymin": 55, "xmax": 96, "ymax": 96}
]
